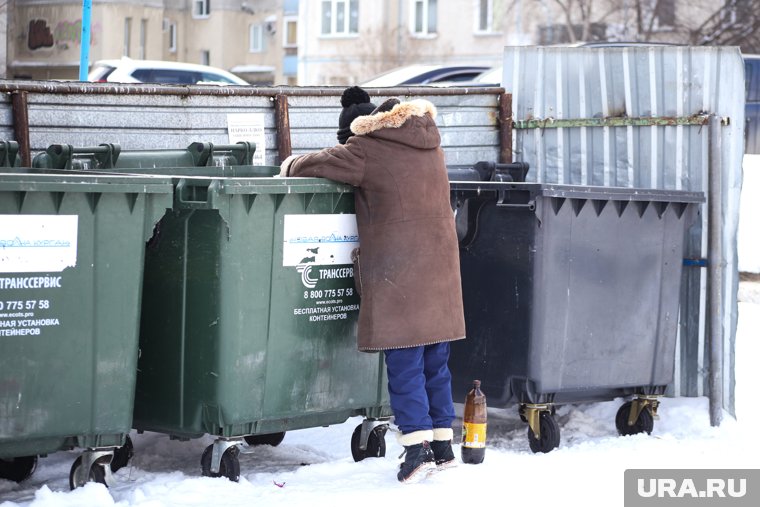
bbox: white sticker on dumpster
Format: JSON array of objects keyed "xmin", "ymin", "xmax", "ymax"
[
  {"xmin": 282, "ymin": 214, "xmax": 359, "ymax": 266},
  {"xmin": 0, "ymin": 215, "xmax": 78, "ymax": 273}
]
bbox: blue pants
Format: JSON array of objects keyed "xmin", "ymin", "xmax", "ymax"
[{"xmin": 383, "ymin": 342, "xmax": 456, "ymax": 434}]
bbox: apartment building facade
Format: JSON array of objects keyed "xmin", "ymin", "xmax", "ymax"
[
  {"xmin": 2, "ymin": 1, "xmax": 753, "ymax": 84},
  {"xmin": 4, "ymin": 0, "xmax": 292, "ymax": 83}
]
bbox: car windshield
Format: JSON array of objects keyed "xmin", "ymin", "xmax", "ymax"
[
  {"xmin": 361, "ymin": 66, "xmax": 443, "ymax": 87},
  {"xmin": 199, "ymin": 72, "xmax": 239, "ymax": 84}
]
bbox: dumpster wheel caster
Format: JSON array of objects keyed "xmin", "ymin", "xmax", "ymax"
[
  {"xmin": 350, "ymin": 423, "xmax": 387, "ymax": 462},
  {"xmin": 244, "ymin": 432, "xmax": 286, "ymax": 447},
  {"xmin": 0, "ymin": 456, "xmax": 37, "ymax": 483},
  {"xmin": 201, "ymin": 444, "xmax": 240, "ymax": 482},
  {"xmin": 615, "ymin": 400, "xmax": 654, "ymax": 436},
  {"xmin": 68, "ymin": 455, "xmax": 110, "ymax": 490},
  {"xmin": 527, "ymin": 412, "xmax": 561, "ymax": 453},
  {"xmin": 110, "ymin": 435, "xmax": 134, "ymax": 473}
]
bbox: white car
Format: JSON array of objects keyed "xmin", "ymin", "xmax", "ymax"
[{"xmin": 88, "ymin": 58, "xmax": 248, "ymax": 85}]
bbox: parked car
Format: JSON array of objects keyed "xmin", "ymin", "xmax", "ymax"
[
  {"xmin": 360, "ymin": 64, "xmax": 490, "ymax": 87},
  {"xmin": 87, "ymin": 58, "xmax": 248, "ymax": 85},
  {"xmin": 430, "ymin": 66, "xmax": 502, "ymax": 88}
]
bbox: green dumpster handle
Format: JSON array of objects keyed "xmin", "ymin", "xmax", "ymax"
[
  {"xmin": 1, "ymin": 140, "xmax": 21, "ymax": 168},
  {"xmin": 206, "ymin": 141, "xmax": 256, "ymax": 166},
  {"xmin": 174, "ymin": 178, "xmax": 222, "ymax": 210}
]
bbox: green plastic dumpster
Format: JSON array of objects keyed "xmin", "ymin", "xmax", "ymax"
[
  {"xmin": 32, "ymin": 143, "xmax": 393, "ymax": 479},
  {"xmin": 0, "ymin": 170, "xmax": 173, "ymax": 487},
  {"xmin": 447, "ymin": 168, "xmax": 703, "ymax": 453},
  {"xmin": 132, "ymin": 172, "xmax": 391, "ymax": 480}
]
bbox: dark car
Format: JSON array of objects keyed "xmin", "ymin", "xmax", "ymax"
[{"xmin": 360, "ymin": 64, "xmax": 490, "ymax": 87}]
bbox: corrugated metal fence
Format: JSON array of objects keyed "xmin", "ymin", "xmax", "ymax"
[
  {"xmin": 0, "ymin": 82, "xmax": 503, "ymax": 168},
  {"xmin": 503, "ymin": 46, "xmax": 744, "ymax": 417}
]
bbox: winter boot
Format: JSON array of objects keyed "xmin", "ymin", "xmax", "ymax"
[
  {"xmin": 431, "ymin": 428, "xmax": 457, "ymax": 470},
  {"xmin": 397, "ymin": 441, "xmax": 436, "ymax": 483}
]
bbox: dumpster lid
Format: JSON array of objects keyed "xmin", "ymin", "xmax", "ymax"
[
  {"xmin": 0, "ymin": 169, "xmax": 174, "ymax": 194},
  {"xmin": 449, "ymin": 181, "xmax": 705, "ymax": 203}
]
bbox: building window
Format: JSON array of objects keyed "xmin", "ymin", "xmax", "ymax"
[
  {"xmin": 168, "ymin": 22, "xmax": 177, "ymax": 53},
  {"xmin": 477, "ymin": 0, "xmax": 503, "ymax": 33},
  {"xmin": 538, "ymin": 22, "xmax": 606, "ymax": 45},
  {"xmin": 411, "ymin": 0, "xmax": 437, "ymax": 36},
  {"xmin": 284, "ymin": 16, "xmax": 297, "ymax": 47},
  {"xmin": 320, "ymin": 0, "xmax": 358, "ymax": 36},
  {"xmin": 645, "ymin": 0, "xmax": 675, "ymax": 29},
  {"xmin": 123, "ymin": 18, "xmax": 131, "ymax": 57},
  {"xmin": 193, "ymin": 0, "xmax": 210, "ymax": 18},
  {"xmin": 201, "ymin": 50, "xmax": 210, "ymax": 66},
  {"xmin": 139, "ymin": 19, "xmax": 147, "ymax": 60},
  {"xmin": 657, "ymin": 0, "xmax": 676, "ymax": 27},
  {"xmin": 721, "ymin": 0, "xmax": 750, "ymax": 24},
  {"xmin": 250, "ymin": 25, "xmax": 263, "ymax": 52}
]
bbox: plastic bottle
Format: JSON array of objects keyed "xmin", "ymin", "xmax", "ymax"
[{"xmin": 461, "ymin": 379, "xmax": 487, "ymax": 464}]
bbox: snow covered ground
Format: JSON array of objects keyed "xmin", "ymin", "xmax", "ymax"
[{"xmin": 0, "ymin": 279, "xmax": 758, "ymax": 507}]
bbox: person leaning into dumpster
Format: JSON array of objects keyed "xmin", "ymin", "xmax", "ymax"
[{"xmin": 279, "ymin": 86, "xmax": 466, "ymax": 484}]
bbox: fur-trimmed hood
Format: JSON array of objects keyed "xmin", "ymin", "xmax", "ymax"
[{"xmin": 349, "ymin": 99, "xmax": 440, "ymax": 149}]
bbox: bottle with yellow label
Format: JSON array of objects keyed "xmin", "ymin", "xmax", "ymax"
[{"xmin": 461, "ymin": 379, "xmax": 486, "ymax": 464}]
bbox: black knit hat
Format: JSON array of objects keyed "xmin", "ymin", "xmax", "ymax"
[{"xmin": 337, "ymin": 86, "xmax": 376, "ymax": 144}]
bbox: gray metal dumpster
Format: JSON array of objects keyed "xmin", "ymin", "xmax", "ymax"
[
  {"xmin": 447, "ymin": 174, "xmax": 703, "ymax": 453},
  {"xmin": 0, "ymin": 170, "xmax": 173, "ymax": 488}
]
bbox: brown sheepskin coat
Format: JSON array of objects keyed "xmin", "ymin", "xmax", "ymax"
[{"xmin": 281, "ymin": 99, "xmax": 466, "ymax": 352}]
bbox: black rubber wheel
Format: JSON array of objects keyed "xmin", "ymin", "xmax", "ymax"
[
  {"xmin": 200, "ymin": 445, "xmax": 240, "ymax": 482},
  {"xmin": 527, "ymin": 412, "xmax": 561, "ymax": 453},
  {"xmin": 110, "ymin": 435, "xmax": 134, "ymax": 473},
  {"xmin": 68, "ymin": 455, "xmax": 109, "ymax": 490},
  {"xmin": 0, "ymin": 456, "xmax": 37, "ymax": 483},
  {"xmin": 350, "ymin": 424, "xmax": 387, "ymax": 462},
  {"xmin": 615, "ymin": 401, "xmax": 655, "ymax": 436},
  {"xmin": 243, "ymin": 432, "xmax": 286, "ymax": 447}
]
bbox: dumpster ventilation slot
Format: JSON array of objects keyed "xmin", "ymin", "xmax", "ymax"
[
  {"xmin": 614, "ymin": 200, "xmax": 629, "ymax": 217},
  {"xmin": 672, "ymin": 202, "xmax": 688, "ymax": 219},
  {"xmin": 570, "ymin": 198, "xmax": 586, "ymax": 216},
  {"xmin": 655, "ymin": 201, "xmax": 669, "ymax": 218},
  {"xmin": 302, "ymin": 193, "xmax": 316, "ymax": 211},
  {"xmin": 86, "ymin": 192, "xmax": 102, "ymax": 213},
  {"xmin": 50, "ymin": 191, "xmax": 64, "ymax": 212},
  {"xmin": 635, "ymin": 201, "xmax": 650, "ymax": 218},
  {"xmin": 592, "ymin": 200, "xmax": 608, "ymax": 217},
  {"xmin": 11, "ymin": 191, "xmax": 27, "ymax": 212},
  {"xmin": 333, "ymin": 192, "xmax": 352, "ymax": 213},
  {"xmin": 551, "ymin": 197, "xmax": 566, "ymax": 215},
  {"xmin": 126, "ymin": 193, "xmax": 139, "ymax": 213},
  {"xmin": 244, "ymin": 194, "xmax": 256, "ymax": 213}
]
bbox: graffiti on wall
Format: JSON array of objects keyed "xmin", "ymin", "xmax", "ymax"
[
  {"xmin": 27, "ymin": 19, "xmax": 100, "ymax": 51},
  {"xmin": 28, "ymin": 20, "xmax": 53, "ymax": 49}
]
